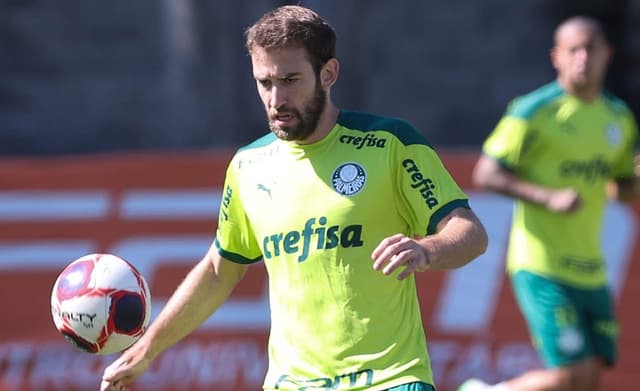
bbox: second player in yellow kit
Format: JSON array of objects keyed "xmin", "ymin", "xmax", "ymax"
[
  {"xmin": 483, "ymin": 80, "xmax": 636, "ymax": 287},
  {"xmin": 461, "ymin": 16, "xmax": 640, "ymax": 391}
]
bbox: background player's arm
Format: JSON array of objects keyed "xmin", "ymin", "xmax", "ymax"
[
  {"xmin": 606, "ymin": 178, "xmax": 640, "ymax": 203},
  {"xmin": 473, "ymin": 154, "xmax": 581, "ymax": 213},
  {"xmin": 101, "ymin": 243, "xmax": 249, "ymax": 391},
  {"xmin": 606, "ymin": 154, "xmax": 640, "ymax": 203}
]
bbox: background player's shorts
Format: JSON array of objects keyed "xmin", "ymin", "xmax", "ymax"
[
  {"xmin": 388, "ymin": 382, "xmax": 434, "ymax": 391},
  {"xmin": 511, "ymin": 270, "xmax": 618, "ymax": 368}
]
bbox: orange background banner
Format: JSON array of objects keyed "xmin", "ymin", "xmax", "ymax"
[{"xmin": 1, "ymin": 151, "xmax": 638, "ymax": 391}]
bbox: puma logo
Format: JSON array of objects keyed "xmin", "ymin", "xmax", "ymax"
[{"xmin": 257, "ymin": 183, "xmax": 271, "ymax": 198}]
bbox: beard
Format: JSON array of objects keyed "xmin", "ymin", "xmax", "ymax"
[{"xmin": 268, "ymin": 82, "xmax": 326, "ymax": 142}]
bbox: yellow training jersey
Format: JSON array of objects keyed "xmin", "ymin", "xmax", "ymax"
[
  {"xmin": 483, "ymin": 81, "xmax": 638, "ymax": 287},
  {"xmin": 215, "ymin": 110, "xmax": 469, "ymax": 390}
]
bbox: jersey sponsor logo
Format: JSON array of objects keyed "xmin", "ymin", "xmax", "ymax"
[
  {"xmin": 331, "ymin": 162, "xmax": 367, "ymax": 196},
  {"xmin": 261, "ymin": 216, "xmax": 364, "ymax": 262},
  {"xmin": 219, "ymin": 185, "xmax": 233, "ymax": 222},
  {"xmin": 339, "ymin": 133, "xmax": 387, "ymax": 149},
  {"xmin": 558, "ymin": 156, "xmax": 611, "ymax": 182},
  {"xmin": 402, "ymin": 159, "xmax": 439, "ymax": 209},
  {"xmin": 560, "ymin": 256, "xmax": 602, "ymax": 273},
  {"xmin": 274, "ymin": 369, "xmax": 373, "ymax": 390}
]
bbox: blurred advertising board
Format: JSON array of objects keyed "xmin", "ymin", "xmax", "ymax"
[{"xmin": 1, "ymin": 151, "xmax": 638, "ymax": 391}]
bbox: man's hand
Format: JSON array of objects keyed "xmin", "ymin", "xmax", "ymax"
[
  {"xmin": 371, "ymin": 234, "xmax": 431, "ymax": 280},
  {"xmin": 100, "ymin": 344, "xmax": 151, "ymax": 391},
  {"xmin": 545, "ymin": 188, "xmax": 581, "ymax": 212}
]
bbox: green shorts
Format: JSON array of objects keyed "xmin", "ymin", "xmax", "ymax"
[
  {"xmin": 511, "ymin": 270, "xmax": 618, "ymax": 368},
  {"xmin": 387, "ymin": 382, "xmax": 434, "ymax": 391}
]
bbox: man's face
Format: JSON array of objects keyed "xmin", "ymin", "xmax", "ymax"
[
  {"xmin": 551, "ymin": 25, "xmax": 611, "ymax": 92},
  {"xmin": 251, "ymin": 46, "xmax": 326, "ymax": 142}
]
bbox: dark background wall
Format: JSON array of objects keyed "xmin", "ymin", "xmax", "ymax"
[{"xmin": 1, "ymin": 0, "xmax": 638, "ymax": 156}]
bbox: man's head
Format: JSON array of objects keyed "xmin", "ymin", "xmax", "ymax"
[
  {"xmin": 245, "ymin": 6, "xmax": 339, "ymax": 142},
  {"xmin": 245, "ymin": 5, "xmax": 336, "ymax": 75},
  {"xmin": 550, "ymin": 16, "xmax": 612, "ymax": 99}
]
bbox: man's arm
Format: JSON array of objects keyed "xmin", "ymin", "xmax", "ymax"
[
  {"xmin": 372, "ymin": 206, "xmax": 488, "ymax": 280},
  {"xmin": 472, "ymin": 154, "xmax": 581, "ymax": 213},
  {"xmin": 417, "ymin": 206, "xmax": 488, "ymax": 270},
  {"xmin": 606, "ymin": 177, "xmax": 640, "ymax": 203},
  {"xmin": 606, "ymin": 154, "xmax": 640, "ymax": 203},
  {"xmin": 100, "ymin": 243, "xmax": 249, "ymax": 390}
]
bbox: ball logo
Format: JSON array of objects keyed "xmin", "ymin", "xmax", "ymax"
[
  {"xmin": 55, "ymin": 260, "xmax": 94, "ymax": 300},
  {"xmin": 331, "ymin": 162, "xmax": 366, "ymax": 196}
]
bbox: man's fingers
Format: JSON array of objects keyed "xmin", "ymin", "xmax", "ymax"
[
  {"xmin": 381, "ymin": 254, "xmax": 402, "ymax": 275},
  {"xmin": 100, "ymin": 379, "xmax": 128, "ymax": 391},
  {"xmin": 371, "ymin": 234, "xmax": 404, "ymax": 260},
  {"xmin": 372, "ymin": 235, "xmax": 430, "ymax": 279},
  {"xmin": 396, "ymin": 261, "xmax": 418, "ymax": 280},
  {"xmin": 101, "ymin": 359, "xmax": 133, "ymax": 390}
]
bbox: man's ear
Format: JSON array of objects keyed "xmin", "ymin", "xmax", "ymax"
[
  {"xmin": 549, "ymin": 47, "xmax": 559, "ymax": 71},
  {"xmin": 606, "ymin": 45, "xmax": 615, "ymax": 65},
  {"xmin": 320, "ymin": 58, "xmax": 339, "ymax": 88}
]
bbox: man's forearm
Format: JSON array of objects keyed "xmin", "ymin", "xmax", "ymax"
[
  {"xmin": 607, "ymin": 177, "xmax": 640, "ymax": 203},
  {"xmin": 137, "ymin": 253, "xmax": 247, "ymax": 361},
  {"xmin": 419, "ymin": 207, "xmax": 488, "ymax": 270}
]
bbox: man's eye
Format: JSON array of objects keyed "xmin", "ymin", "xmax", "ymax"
[
  {"xmin": 283, "ymin": 78, "xmax": 296, "ymax": 84},
  {"xmin": 259, "ymin": 80, "xmax": 272, "ymax": 87}
]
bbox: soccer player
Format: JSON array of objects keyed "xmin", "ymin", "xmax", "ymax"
[
  {"xmin": 458, "ymin": 16, "xmax": 639, "ymax": 391},
  {"xmin": 100, "ymin": 5, "xmax": 488, "ymax": 391}
]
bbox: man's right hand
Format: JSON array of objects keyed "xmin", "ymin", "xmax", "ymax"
[
  {"xmin": 100, "ymin": 344, "xmax": 152, "ymax": 391},
  {"xmin": 545, "ymin": 188, "xmax": 581, "ymax": 213}
]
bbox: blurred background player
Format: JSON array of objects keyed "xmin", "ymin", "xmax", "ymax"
[
  {"xmin": 459, "ymin": 15, "xmax": 639, "ymax": 391},
  {"xmin": 100, "ymin": 5, "xmax": 488, "ymax": 391}
]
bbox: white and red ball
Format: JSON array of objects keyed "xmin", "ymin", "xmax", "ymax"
[{"xmin": 51, "ymin": 253, "xmax": 151, "ymax": 355}]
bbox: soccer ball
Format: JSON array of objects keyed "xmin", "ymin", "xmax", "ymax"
[{"xmin": 51, "ymin": 253, "xmax": 151, "ymax": 355}]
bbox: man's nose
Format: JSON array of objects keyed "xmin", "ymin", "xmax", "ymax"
[{"xmin": 270, "ymin": 85, "xmax": 287, "ymax": 109}]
